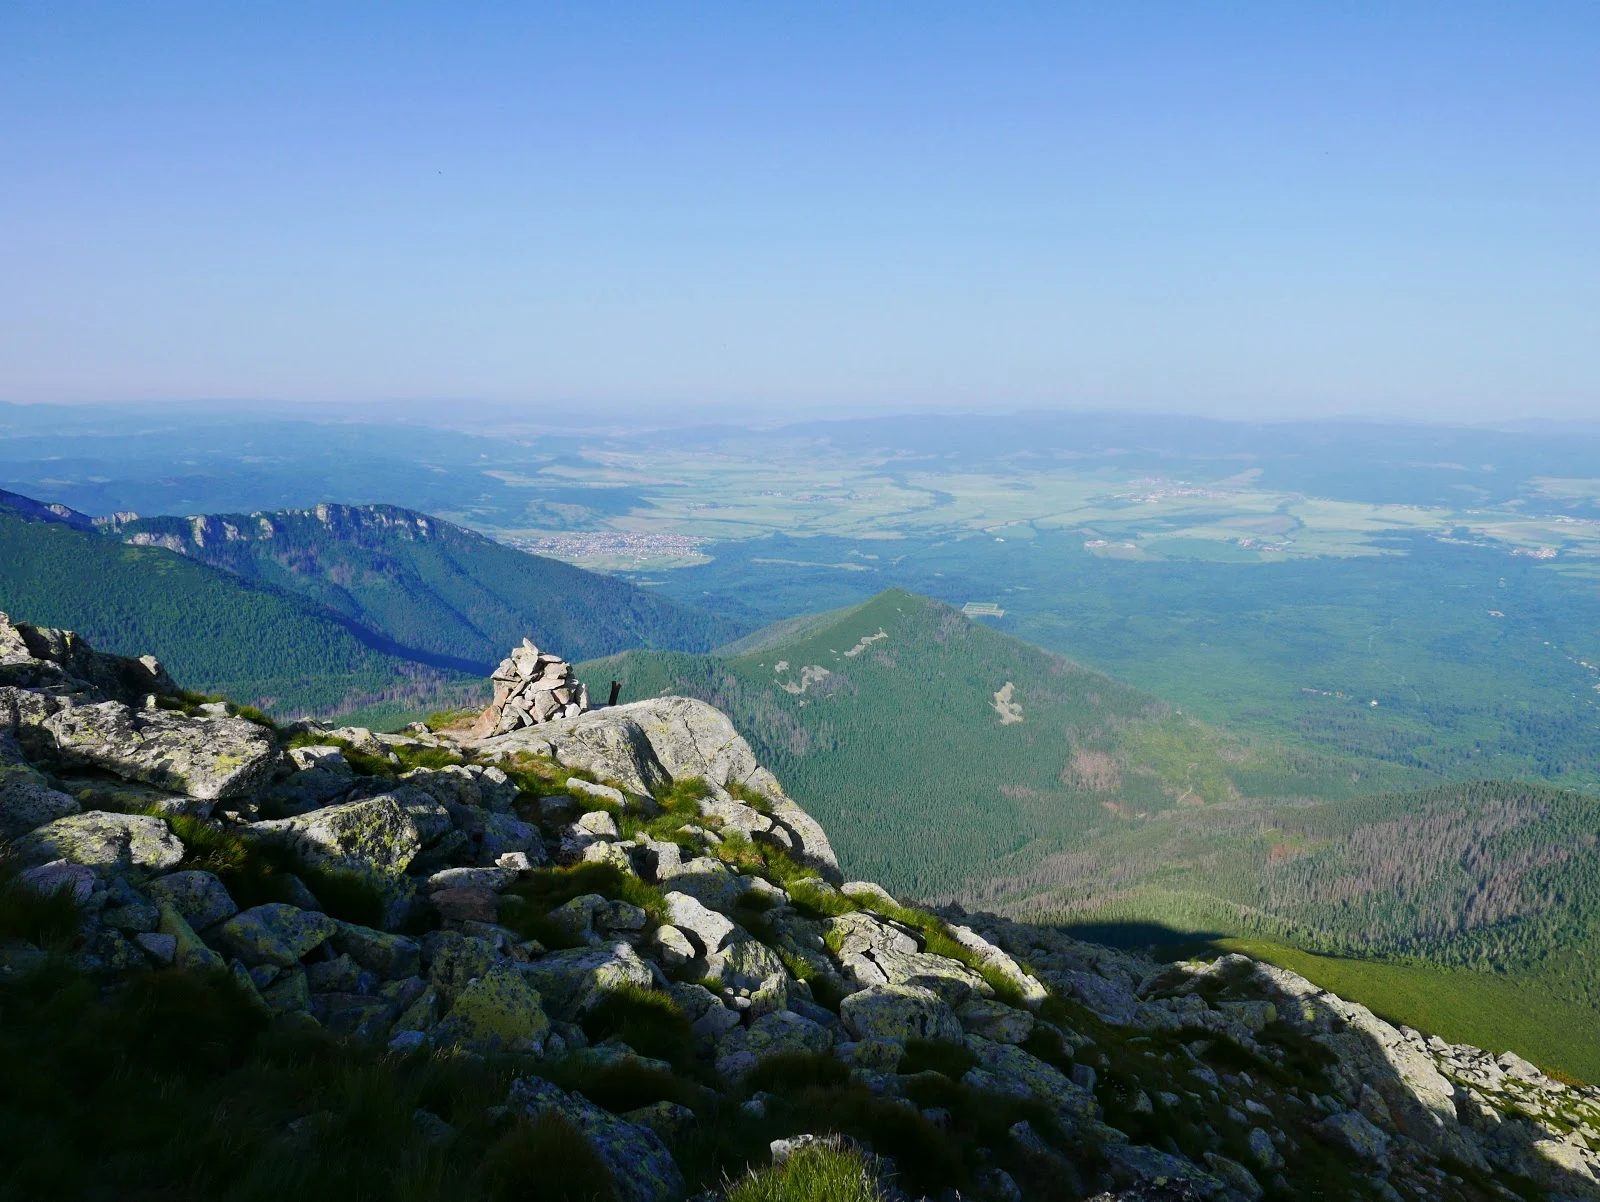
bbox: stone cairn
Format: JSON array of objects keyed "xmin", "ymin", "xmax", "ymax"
[{"xmin": 469, "ymin": 639, "xmax": 589, "ymax": 738}]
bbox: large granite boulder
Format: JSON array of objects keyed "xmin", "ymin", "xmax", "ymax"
[
  {"xmin": 473, "ymin": 696, "xmax": 841, "ymax": 881},
  {"xmin": 252, "ymin": 795, "xmax": 423, "ymax": 875},
  {"xmin": 714, "ymin": 1008, "xmax": 834, "ymax": 1079},
  {"xmin": 38, "ymin": 702, "xmax": 275, "ymax": 799},
  {"xmin": 434, "ymin": 962, "xmax": 551, "ymax": 1052},
  {"xmin": 839, "ymin": 983, "xmax": 964, "ymax": 1044},
  {"xmin": 14, "ymin": 811, "xmax": 183, "ymax": 876},
  {"xmin": 145, "ymin": 869, "xmax": 238, "ymax": 931},
  {"xmin": 517, "ymin": 941, "xmax": 656, "ymax": 1019},
  {"xmin": 217, "ymin": 903, "xmax": 338, "ymax": 967},
  {"xmin": 0, "ymin": 730, "xmax": 79, "ymax": 838}
]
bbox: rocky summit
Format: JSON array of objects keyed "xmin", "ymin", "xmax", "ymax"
[{"xmin": 2, "ymin": 609, "xmax": 1598, "ymax": 1202}]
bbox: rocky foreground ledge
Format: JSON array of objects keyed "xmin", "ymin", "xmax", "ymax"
[{"xmin": 2, "ymin": 611, "xmax": 1598, "ymax": 1202}]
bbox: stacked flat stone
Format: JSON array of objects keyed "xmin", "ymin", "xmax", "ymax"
[{"xmin": 472, "ymin": 639, "xmax": 589, "ymax": 738}]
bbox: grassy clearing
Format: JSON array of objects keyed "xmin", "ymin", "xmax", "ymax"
[{"xmin": 1199, "ymin": 937, "xmax": 1600, "ymax": 1084}]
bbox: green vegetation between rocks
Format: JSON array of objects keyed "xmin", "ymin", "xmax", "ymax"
[{"xmin": 723, "ymin": 1143, "xmax": 884, "ymax": 1202}]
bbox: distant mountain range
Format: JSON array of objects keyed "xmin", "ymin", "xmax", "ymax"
[{"xmin": 0, "ymin": 491, "xmax": 738, "ymax": 722}]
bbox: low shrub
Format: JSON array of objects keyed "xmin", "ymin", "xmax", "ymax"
[
  {"xmin": 483, "ymin": 1113, "xmax": 618, "ymax": 1202},
  {"xmin": 299, "ymin": 865, "xmax": 388, "ymax": 928},
  {"xmin": 898, "ymin": 1038, "xmax": 974, "ymax": 1080},
  {"xmin": 580, "ymin": 984, "xmax": 696, "ymax": 1070},
  {"xmin": 0, "ymin": 854, "xmax": 83, "ymax": 949}
]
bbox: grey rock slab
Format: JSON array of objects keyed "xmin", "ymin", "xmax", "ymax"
[
  {"xmin": 146, "ymin": 869, "xmax": 239, "ymax": 931},
  {"xmin": 707, "ymin": 938, "xmax": 787, "ymax": 991},
  {"xmin": 252, "ymin": 796, "xmax": 421, "ymax": 874},
  {"xmin": 40, "ymin": 702, "xmax": 275, "ymax": 799},
  {"xmin": 18, "ymin": 859, "xmax": 96, "ymax": 902},
  {"xmin": 715, "ymin": 1008, "xmax": 834, "ymax": 1078},
  {"xmin": 958, "ymin": 999, "xmax": 1035, "ymax": 1044},
  {"xmin": 839, "ymin": 984, "xmax": 963, "ymax": 1044},
  {"xmin": 134, "ymin": 931, "xmax": 178, "ymax": 965},
  {"xmin": 517, "ymin": 941, "xmax": 655, "ymax": 1019},
  {"xmin": 217, "ymin": 903, "xmax": 339, "ymax": 967},
  {"xmin": 473, "ymin": 696, "xmax": 842, "ymax": 881},
  {"xmin": 14, "ymin": 811, "xmax": 183, "ymax": 876},
  {"xmin": 0, "ymin": 731, "xmax": 80, "ymax": 838},
  {"xmin": 664, "ymin": 890, "xmax": 738, "ymax": 956},
  {"xmin": 1104, "ymin": 1144, "xmax": 1231, "ymax": 1199},
  {"xmin": 1312, "ymin": 1111, "xmax": 1391, "ymax": 1167},
  {"xmin": 426, "ymin": 866, "xmax": 517, "ymax": 893}
]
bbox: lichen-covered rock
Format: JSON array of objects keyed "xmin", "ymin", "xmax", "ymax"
[
  {"xmin": 943, "ymin": 921, "xmax": 1048, "ymax": 1010},
  {"xmin": 252, "ymin": 796, "xmax": 422, "ymax": 875},
  {"xmin": 518, "ymin": 941, "xmax": 656, "ymax": 1019},
  {"xmin": 715, "ymin": 1008, "xmax": 834, "ymax": 1079},
  {"xmin": 871, "ymin": 947, "xmax": 991, "ymax": 1007},
  {"xmin": 707, "ymin": 938, "xmax": 787, "ymax": 991},
  {"xmin": 330, "ymin": 920, "xmax": 421, "ymax": 979},
  {"xmin": 958, "ymin": 999, "xmax": 1035, "ymax": 1044},
  {"xmin": 476, "ymin": 812, "xmax": 542, "ymax": 865},
  {"xmin": 1312, "ymin": 1111, "xmax": 1391, "ymax": 1167},
  {"xmin": 15, "ymin": 811, "xmax": 183, "ymax": 875},
  {"xmin": 0, "ymin": 731, "xmax": 79, "ymax": 838},
  {"xmin": 431, "ymin": 886, "xmax": 499, "ymax": 923},
  {"xmin": 509, "ymin": 1076, "xmax": 684, "ymax": 1202},
  {"xmin": 1103, "ymin": 1144, "xmax": 1232, "ymax": 1199},
  {"xmin": 157, "ymin": 901, "xmax": 224, "ymax": 970},
  {"xmin": 422, "ymin": 929, "xmax": 501, "ymax": 1002},
  {"xmin": 664, "ymin": 890, "xmax": 738, "ymax": 956},
  {"xmin": 839, "ymin": 984, "xmax": 963, "ymax": 1044},
  {"xmin": 217, "ymin": 903, "xmax": 338, "ymax": 967},
  {"xmin": 434, "ymin": 962, "xmax": 550, "ymax": 1052},
  {"xmin": 146, "ymin": 869, "xmax": 238, "ymax": 931},
  {"xmin": 19, "ymin": 862, "xmax": 93, "ymax": 906},
  {"xmin": 38, "ymin": 702, "xmax": 275, "ymax": 799},
  {"xmin": 965, "ymin": 1034, "xmax": 1096, "ymax": 1118}
]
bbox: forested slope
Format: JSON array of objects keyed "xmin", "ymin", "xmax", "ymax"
[
  {"xmin": 0, "ymin": 506, "xmax": 468, "ymax": 716},
  {"xmin": 579, "ymin": 589, "xmax": 1406, "ymax": 897}
]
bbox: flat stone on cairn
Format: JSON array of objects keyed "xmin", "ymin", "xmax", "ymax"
[{"xmin": 468, "ymin": 640, "xmax": 589, "ymax": 738}]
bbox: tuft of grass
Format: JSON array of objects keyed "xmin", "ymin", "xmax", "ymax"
[
  {"xmin": 725, "ymin": 1143, "xmax": 884, "ymax": 1202},
  {"xmin": 654, "ymin": 776, "xmax": 711, "ymax": 814},
  {"xmin": 744, "ymin": 1052, "xmax": 850, "ymax": 1095},
  {"xmin": 498, "ymin": 863, "xmax": 668, "ymax": 946},
  {"xmin": 394, "ymin": 744, "xmax": 467, "ymax": 772},
  {"xmin": 425, "ymin": 709, "xmax": 481, "ymax": 733},
  {"xmin": 482, "ymin": 1113, "xmax": 618, "ymax": 1202},
  {"xmin": 723, "ymin": 780, "xmax": 772, "ymax": 812},
  {"xmin": 299, "ymin": 865, "xmax": 388, "ymax": 928},
  {"xmin": 0, "ymin": 854, "xmax": 83, "ymax": 949},
  {"xmin": 897, "ymin": 1038, "xmax": 973, "ymax": 1080},
  {"xmin": 579, "ymin": 983, "xmax": 696, "ymax": 1071}
]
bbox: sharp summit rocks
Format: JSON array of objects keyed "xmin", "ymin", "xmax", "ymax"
[{"xmin": 2, "ymin": 609, "xmax": 1598, "ymax": 1202}]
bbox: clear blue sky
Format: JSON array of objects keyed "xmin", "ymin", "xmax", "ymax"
[{"xmin": 2, "ymin": 3, "xmax": 1596, "ymax": 420}]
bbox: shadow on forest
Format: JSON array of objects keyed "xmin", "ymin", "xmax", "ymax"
[{"xmin": 1054, "ymin": 920, "xmax": 1226, "ymax": 953}]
